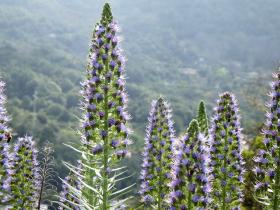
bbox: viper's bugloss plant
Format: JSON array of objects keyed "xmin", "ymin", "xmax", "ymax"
[
  {"xmin": 0, "ymin": 81, "xmax": 12, "ymax": 205},
  {"xmin": 169, "ymin": 119, "xmax": 211, "ymax": 209},
  {"xmin": 62, "ymin": 3, "xmax": 132, "ymax": 209},
  {"xmin": 139, "ymin": 98, "xmax": 176, "ymax": 209},
  {"xmin": 209, "ymin": 92, "xmax": 245, "ymax": 209},
  {"xmin": 9, "ymin": 136, "xmax": 40, "ymax": 209},
  {"xmin": 254, "ymin": 71, "xmax": 280, "ymax": 209},
  {"xmin": 197, "ymin": 101, "xmax": 209, "ymax": 136}
]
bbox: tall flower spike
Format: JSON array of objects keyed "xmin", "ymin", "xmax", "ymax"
[
  {"xmin": 0, "ymin": 80, "xmax": 13, "ymax": 205},
  {"xmin": 9, "ymin": 136, "xmax": 40, "ymax": 209},
  {"xmin": 197, "ymin": 101, "xmax": 209, "ymax": 136},
  {"xmin": 169, "ymin": 120, "xmax": 211, "ymax": 209},
  {"xmin": 139, "ymin": 97, "xmax": 176, "ymax": 209},
  {"xmin": 64, "ymin": 3, "xmax": 132, "ymax": 209},
  {"xmin": 209, "ymin": 92, "xmax": 245, "ymax": 209},
  {"xmin": 254, "ymin": 71, "xmax": 280, "ymax": 209}
]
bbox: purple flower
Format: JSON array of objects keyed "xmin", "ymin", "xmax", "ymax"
[
  {"xmin": 109, "ymin": 60, "xmax": 116, "ymax": 69},
  {"xmin": 88, "ymin": 104, "xmax": 96, "ymax": 111},
  {"xmin": 100, "ymin": 130, "xmax": 108, "ymax": 139},
  {"xmin": 92, "ymin": 144, "xmax": 103, "ymax": 154},
  {"xmin": 192, "ymin": 194, "xmax": 200, "ymax": 203},
  {"xmin": 108, "ymin": 118, "xmax": 116, "ymax": 127},
  {"xmin": 98, "ymin": 111, "xmax": 105, "ymax": 118},
  {"xmin": 111, "ymin": 140, "xmax": 120, "ymax": 148}
]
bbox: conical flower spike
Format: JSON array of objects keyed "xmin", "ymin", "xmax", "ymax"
[
  {"xmin": 0, "ymin": 80, "xmax": 13, "ymax": 204},
  {"xmin": 209, "ymin": 92, "xmax": 245, "ymax": 209},
  {"xmin": 9, "ymin": 136, "xmax": 40, "ymax": 209},
  {"xmin": 139, "ymin": 98, "xmax": 176, "ymax": 209},
  {"xmin": 62, "ymin": 3, "xmax": 132, "ymax": 209},
  {"xmin": 254, "ymin": 71, "xmax": 280, "ymax": 209},
  {"xmin": 169, "ymin": 120, "xmax": 211, "ymax": 209}
]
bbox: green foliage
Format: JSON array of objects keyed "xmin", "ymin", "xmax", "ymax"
[
  {"xmin": 242, "ymin": 136, "xmax": 263, "ymax": 209},
  {"xmin": 196, "ymin": 101, "xmax": 209, "ymax": 136},
  {"xmin": 101, "ymin": 3, "xmax": 113, "ymax": 25}
]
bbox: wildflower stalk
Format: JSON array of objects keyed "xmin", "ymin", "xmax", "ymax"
[
  {"xmin": 0, "ymin": 80, "xmax": 12, "ymax": 205},
  {"xmin": 62, "ymin": 3, "xmax": 132, "ymax": 209},
  {"xmin": 139, "ymin": 98, "xmax": 176, "ymax": 209},
  {"xmin": 209, "ymin": 92, "xmax": 244, "ymax": 209},
  {"xmin": 254, "ymin": 71, "xmax": 280, "ymax": 209}
]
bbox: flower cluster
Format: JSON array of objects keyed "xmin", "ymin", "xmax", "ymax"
[
  {"xmin": 9, "ymin": 136, "xmax": 40, "ymax": 209},
  {"xmin": 254, "ymin": 71, "xmax": 280, "ymax": 209},
  {"xmin": 139, "ymin": 98, "xmax": 176, "ymax": 208},
  {"xmin": 169, "ymin": 119, "xmax": 211, "ymax": 209},
  {"xmin": 209, "ymin": 92, "xmax": 245, "ymax": 209},
  {"xmin": 0, "ymin": 81, "xmax": 12, "ymax": 204}
]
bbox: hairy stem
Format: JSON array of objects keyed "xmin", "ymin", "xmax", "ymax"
[
  {"xmin": 187, "ymin": 176, "xmax": 193, "ymax": 210},
  {"xmin": 102, "ymin": 62, "xmax": 109, "ymax": 210},
  {"xmin": 222, "ymin": 129, "xmax": 229, "ymax": 210},
  {"xmin": 37, "ymin": 157, "xmax": 47, "ymax": 210},
  {"xmin": 273, "ymin": 149, "xmax": 280, "ymax": 210},
  {"xmin": 158, "ymin": 132, "xmax": 163, "ymax": 210},
  {"xmin": 89, "ymin": 155, "xmax": 95, "ymax": 207}
]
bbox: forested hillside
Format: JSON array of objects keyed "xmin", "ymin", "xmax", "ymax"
[{"xmin": 0, "ymin": 0, "xmax": 279, "ymax": 194}]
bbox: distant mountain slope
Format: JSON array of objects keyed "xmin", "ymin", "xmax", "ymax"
[{"xmin": 0, "ymin": 0, "xmax": 278, "ymax": 179}]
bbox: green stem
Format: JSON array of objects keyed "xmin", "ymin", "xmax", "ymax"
[
  {"xmin": 222, "ymin": 129, "xmax": 229, "ymax": 210},
  {"xmin": 82, "ymin": 144, "xmax": 95, "ymax": 207},
  {"xmin": 102, "ymin": 62, "xmax": 109, "ymax": 210},
  {"xmin": 272, "ymin": 149, "xmax": 280, "ymax": 210},
  {"xmin": 37, "ymin": 156, "xmax": 47, "ymax": 210},
  {"xmin": 187, "ymin": 143, "xmax": 193, "ymax": 209},
  {"xmin": 89, "ymin": 155, "xmax": 95, "ymax": 207},
  {"xmin": 158, "ymin": 132, "xmax": 163, "ymax": 210},
  {"xmin": 187, "ymin": 177, "xmax": 193, "ymax": 210}
]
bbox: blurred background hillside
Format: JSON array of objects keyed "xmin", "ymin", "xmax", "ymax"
[{"xmin": 0, "ymin": 0, "xmax": 279, "ymax": 204}]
